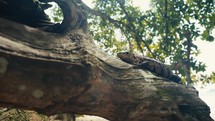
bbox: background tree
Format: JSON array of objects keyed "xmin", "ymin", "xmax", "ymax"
[{"xmin": 149, "ymin": 0, "xmax": 214, "ymax": 85}]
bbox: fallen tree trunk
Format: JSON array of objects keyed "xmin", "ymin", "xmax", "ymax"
[{"xmin": 0, "ymin": 17, "xmax": 213, "ymax": 121}]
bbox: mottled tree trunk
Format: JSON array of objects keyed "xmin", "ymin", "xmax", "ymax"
[{"xmin": 184, "ymin": 29, "xmax": 192, "ymax": 85}]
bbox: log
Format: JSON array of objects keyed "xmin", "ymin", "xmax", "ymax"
[{"xmin": 0, "ymin": 17, "xmax": 213, "ymax": 121}]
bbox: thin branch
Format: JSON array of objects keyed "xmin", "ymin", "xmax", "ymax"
[
  {"xmin": 81, "ymin": 1, "xmax": 124, "ymax": 30},
  {"xmin": 117, "ymin": 1, "xmax": 156, "ymax": 58},
  {"xmin": 117, "ymin": 1, "xmax": 144, "ymax": 53},
  {"xmin": 164, "ymin": 0, "xmax": 169, "ymax": 52}
]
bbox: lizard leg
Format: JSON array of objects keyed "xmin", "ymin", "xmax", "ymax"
[{"xmin": 169, "ymin": 75, "xmax": 182, "ymax": 84}]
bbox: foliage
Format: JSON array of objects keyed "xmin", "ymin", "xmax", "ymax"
[
  {"xmin": 86, "ymin": 0, "xmax": 214, "ymax": 84},
  {"xmin": 45, "ymin": 2, "xmax": 63, "ymax": 23},
  {"xmin": 198, "ymin": 72, "xmax": 215, "ymax": 85},
  {"xmin": 0, "ymin": 108, "xmax": 29, "ymax": 121},
  {"xmin": 89, "ymin": 0, "xmax": 146, "ymax": 55},
  {"xmin": 0, "ymin": 108, "xmax": 75, "ymax": 121}
]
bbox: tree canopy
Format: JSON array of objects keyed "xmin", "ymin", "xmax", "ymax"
[
  {"xmin": 49, "ymin": 0, "xmax": 215, "ymax": 84},
  {"xmin": 83, "ymin": 0, "xmax": 215, "ymax": 85}
]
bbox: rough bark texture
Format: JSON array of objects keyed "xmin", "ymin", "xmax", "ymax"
[
  {"xmin": 0, "ymin": 17, "xmax": 213, "ymax": 121},
  {"xmin": 0, "ymin": 0, "xmax": 214, "ymax": 121}
]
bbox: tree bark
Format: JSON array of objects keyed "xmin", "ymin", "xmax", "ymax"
[{"xmin": 0, "ymin": 18, "xmax": 213, "ymax": 121}]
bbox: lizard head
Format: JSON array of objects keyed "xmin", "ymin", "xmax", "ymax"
[{"xmin": 117, "ymin": 52, "xmax": 137, "ymax": 64}]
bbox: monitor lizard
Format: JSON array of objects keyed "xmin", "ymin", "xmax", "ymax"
[{"xmin": 117, "ymin": 52, "xmax": 181, "ymax": 84}]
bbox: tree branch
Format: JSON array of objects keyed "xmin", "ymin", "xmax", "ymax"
[{"xmin": 0, "ymin": 17, "xmax": 213, "ymax": 121}]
